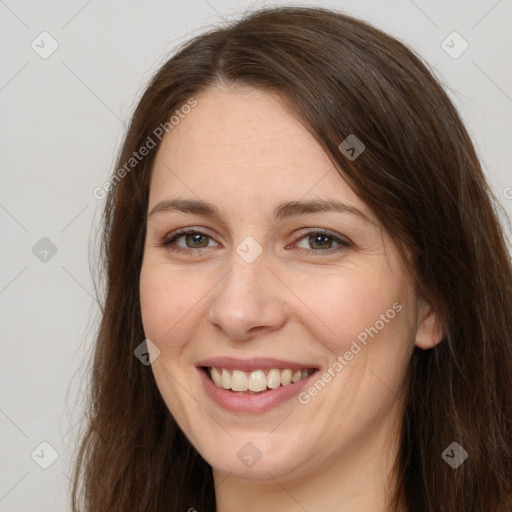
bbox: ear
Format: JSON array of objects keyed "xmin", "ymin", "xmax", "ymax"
[{"xmin": 414, "ymin": 297, "xmax": 444, "ymax": 350}]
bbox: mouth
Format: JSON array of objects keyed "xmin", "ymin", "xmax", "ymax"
[
  {"xmin": 195, "ymin": 357, "xmax": 320, "ymax": 413},
  {"xmin": 200, "ymin": 366, "xmax": 318, "ymax": 394}
]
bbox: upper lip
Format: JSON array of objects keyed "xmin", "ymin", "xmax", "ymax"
[{"xmin": 195, "ymin": 356, "xmax": 319, "ymax": 373}]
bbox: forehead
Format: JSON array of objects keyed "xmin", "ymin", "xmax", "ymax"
[{"xmin": 149, "ymin": 86, "xmax": 370, "ymax": 219}]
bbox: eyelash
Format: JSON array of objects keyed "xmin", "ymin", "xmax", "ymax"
[{"xmin": 159, "ymin": 227, "xmax": 352, "ymax": 257}]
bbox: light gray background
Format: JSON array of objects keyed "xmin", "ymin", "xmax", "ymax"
[{"xmin": 1, "ymin": 0, "xmax": 510, "ymax": 510}]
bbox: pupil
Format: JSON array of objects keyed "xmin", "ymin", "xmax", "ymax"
[
  {"xmin": 188, "ymin": 234, "xmax": 207, "ymax": 247},
  {"xmin": 312, "ymin": 234, "xmax": 330, "ymax": 249}
]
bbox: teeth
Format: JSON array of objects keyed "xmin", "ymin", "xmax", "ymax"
[
  {"xmin": 281, "ymin": 369, "xmax": 292, "ymax": 385},
  {"xmin": 231, "ymin": 370, "xmax": 248, "ymax": 391},
  {"xmin": 266, "ymin": 369, "xmax": 281, "ymax": 389},
  {"xmin": 211, "ymin": 367, "xmax": 222, "ymax": 387},
  {"xmin": 221, "ymin": 369, "xmax": 231, "ymax": 389},
  {"xmin": 248, "ymin": 370, "xmax": 267, "ymax": 392},
  {"xmin": 291, "ymin": 370, "xmax": 302, "ymax": 383},
  {"xmin": 208, "ymin": 367, "xmax": 314, "ymax": 392}
]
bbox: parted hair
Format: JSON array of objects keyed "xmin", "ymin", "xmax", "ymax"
[{"xmin": 72, "ymin": 6, "xmax": 512, "ymax": 511}]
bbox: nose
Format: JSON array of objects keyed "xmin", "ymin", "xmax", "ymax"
[{"xmin": 208, "ymin": 252, "xmax": 288, "ymax": 342}]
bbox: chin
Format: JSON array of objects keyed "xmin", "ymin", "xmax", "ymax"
[{"xmin": 198, "ymin": 431, "xmax": 314, "ymax": 481}]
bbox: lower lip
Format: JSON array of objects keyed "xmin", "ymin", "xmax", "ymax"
[{"xmin": 198, "ymin": 368, "xmax": 317, "ymax": 413}]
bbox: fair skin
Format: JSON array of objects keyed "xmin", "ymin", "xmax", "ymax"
[{"xmin": 139, "ymin": 85, "xmax": 443, "ymax": 511}]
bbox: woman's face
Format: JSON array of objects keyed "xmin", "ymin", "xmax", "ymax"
[{"xmin": 139, "ymin": 86, "xmax": 439, "ymax": 483}]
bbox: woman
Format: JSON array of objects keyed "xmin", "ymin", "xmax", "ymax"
[{"xmin": 72, "ymin": 6, "xmax": 512, "ymax": 511}]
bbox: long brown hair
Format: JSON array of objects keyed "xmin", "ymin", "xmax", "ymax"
[{"xmin": 72, "ymin": 6, "xmax": 512, "ymax": 511}]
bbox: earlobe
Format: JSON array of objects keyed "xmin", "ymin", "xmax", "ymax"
[{"xmin": 414, "ymin": 300, "xmax": 444, "ymax": 350}]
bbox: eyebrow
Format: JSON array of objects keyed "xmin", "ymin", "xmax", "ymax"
[{"xmin": 148, "ymin": 198, "xmax": 374, "ymax": 224}]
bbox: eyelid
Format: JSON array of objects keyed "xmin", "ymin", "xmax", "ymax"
[
  {"xmin": 289, "ymin": 228, "xmax": 352, "ymax": 255},
  {"xmin": 160, "ymin": 227, "xmax": 218, "ymax": 250},
  {"xmin": 292, "ymin": 227, "xmax": 350, "ymax": 244}
]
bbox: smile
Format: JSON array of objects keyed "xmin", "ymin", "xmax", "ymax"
[
  {"xmin": 207, "ymin": 367, "xmax": 317, "ymax": 393},
  {"xmin": 195, "ymin": 357, "xmax": 320, "ymax": 413}
]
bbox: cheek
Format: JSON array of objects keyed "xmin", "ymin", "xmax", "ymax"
[
  {"xmin": 139, "ymin": 262, "xmax": 198, "ymax": 351},
  {"xmin": 300, "ymin": 267, "xmax": 401, "ymax": 347},
  {"xmin": 139, "ymin": 264, "xmax": 205, "ymax": 430}
]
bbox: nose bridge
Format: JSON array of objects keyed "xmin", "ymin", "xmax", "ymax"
[{"xmin": 208, "ymin": 245, "xmax": 287, "ymax": 340}]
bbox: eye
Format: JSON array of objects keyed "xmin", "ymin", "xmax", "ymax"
[
  {"xmin": 159, "ymin": 227, "xmax": 352, "ymax": 257},
  {"xmin": 160, "ymin": 228, "xmax": 217, "ymax": 255},
  {"xmin": 291, "ymin": 229, "xmax": 351, "ymax": 256}
]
